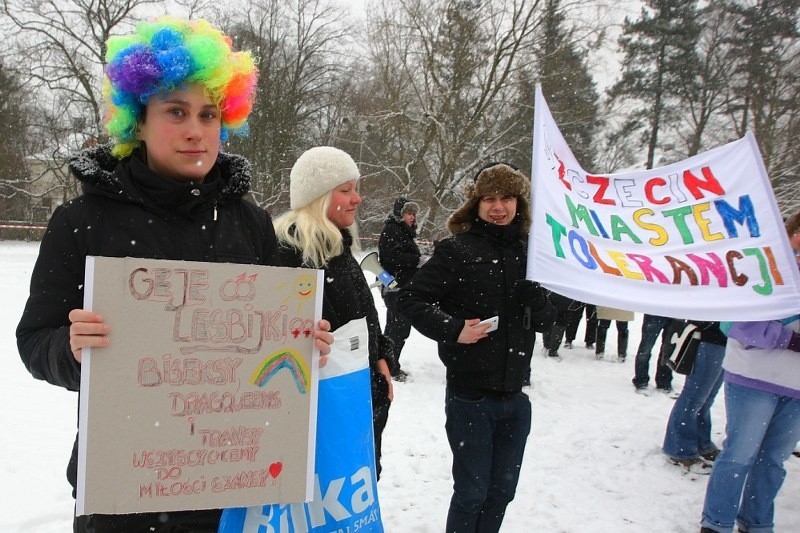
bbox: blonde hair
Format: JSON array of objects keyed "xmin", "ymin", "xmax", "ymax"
[{"xmin": 274, "ymin": 193, "xmax": 361, "ymax": 268}]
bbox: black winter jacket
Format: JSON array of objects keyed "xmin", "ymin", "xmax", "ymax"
[
  {"xmin": 398, "ymin": 219, "xmax": 552, "ymax": 393},
  {"xmin": 16, "ymin": 144, "xmax": 276, "ymax": 494},
  {"xmin": 378, "ymin": 199, "xmax": 421, "ymax": 287},
  {"xmin": 270, "ymin": 229, "xmax": 394, "ymax": 401}
]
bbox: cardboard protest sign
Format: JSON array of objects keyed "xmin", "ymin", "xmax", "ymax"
[
  {"xmin": 77, "ymin": 256, "xmax": 323, "ymax": 515},
  {"xmin": 528, "ymin": 85, "xmax": 800, "ymax": 321}
]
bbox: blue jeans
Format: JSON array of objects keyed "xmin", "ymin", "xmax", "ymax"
[
  {"xmin": 701, "ymin": 381, "xmax": 800, "ymax": 533},
  {"xmin": 662, "ymin": 341, "xmax": 725, "ymax": 460},
  {"xmin": 633, "ymin": 314, "xmax": 672, "ymax": 388},
  {"xmin": 444, "ymin": 388, "xmax": 531, "ymax": 533}
]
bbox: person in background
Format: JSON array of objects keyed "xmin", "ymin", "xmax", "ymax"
[
  {"xmin": 632, "ymin": 314, "xmax": 673, "ymax": 392},
  {"xmin": 271, "ymin": 146, "xmax": 394, "ymax": 480},
  {"xmin": 583, "ymin": 303, "xmax": 598, "ymax": 349},
  {"xmin": 15, "ymin": 18, "xmax": 332, "ymax": 533},
  {"xmin": 699, "ymin": 211, "xmax": 800, "ymax": 533},
  {"xmin": 379, "ymin": 197, "xmax": 422, "ymax": 381},
  {"xmin": 662, "ymin": 321, "xmax": 727, "ymax": 470},
  {"xmin": 398, "ymin": 162, "xmax": 553, "ymax": 533},
  {"xmin": 542, "ymin": 290, "xmax": 577, "ymax": 359},
  {"xmin": 594, "ymin": 306, "xmax": 632, "ymax": 362},
  {"xmin": 562, "ymin": 298, "xmax": 588, "ymax": 350}
]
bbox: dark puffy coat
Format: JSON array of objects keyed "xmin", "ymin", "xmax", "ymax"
[
  {"xmin": 16, "ymin": 144, "xmax": 276, "ymax": 494},
  {"xmin": 398, "ymin": 219, "xmax": 552, "ymax": 393},
  {"xmin": 547, "ymin": 290, "xmax": 583, "ymax": 326},
  {"xmin": 378, "ymin": 198, "xmax": 421, "ymax": 287}
]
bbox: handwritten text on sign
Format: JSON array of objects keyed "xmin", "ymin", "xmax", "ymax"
[{"xmin": 77, "ymin": 258, "xmax": 322, "ymax": 515}]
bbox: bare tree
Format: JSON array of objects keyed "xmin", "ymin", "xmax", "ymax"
[
  {"xmin": 2, "ymin": 0, "xmax": 158, "ymax": 203},
  {"xmin": 356, "ymin": 0, "xmax": 542, "ymax": 239},
  {"xmin": 674, "ymin": 3, "xmax": 735, "ymax": 157},
  {"xmin": 222, "ymin": 0, "xmax": 353, "ymax": 211}
]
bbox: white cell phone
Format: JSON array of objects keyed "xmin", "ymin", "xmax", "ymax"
[{"xmin": 478, "ymin": 316, "xmax": 499, "ymax": 333}]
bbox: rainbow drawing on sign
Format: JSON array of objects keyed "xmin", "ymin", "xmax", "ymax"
[{"xmin": 251, "ymin": 350, "xmax": 310, "ymax": 394}]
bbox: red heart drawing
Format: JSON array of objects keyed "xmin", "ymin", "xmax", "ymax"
[{"xmin": 269, "ymin": 462, "xmax": 283, "ymax": 478}]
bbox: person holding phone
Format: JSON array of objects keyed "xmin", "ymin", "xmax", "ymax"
[{"xmin": 398, "ymin": 162, "xmax": 553, "ymax": 533}]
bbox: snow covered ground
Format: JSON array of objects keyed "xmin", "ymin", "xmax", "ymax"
[{"xmin": 2, "ymin": 239, "xmax": 799, "ymax": 532}]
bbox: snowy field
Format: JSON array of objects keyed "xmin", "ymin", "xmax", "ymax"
[{"xmin": 2, "ymin": 239, "xmax": 799, "ymax": 532}]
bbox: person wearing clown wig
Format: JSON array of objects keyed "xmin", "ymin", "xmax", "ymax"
[{"xmin": 15, "ymin": 17, "xmax": 332, "ymax": 532}]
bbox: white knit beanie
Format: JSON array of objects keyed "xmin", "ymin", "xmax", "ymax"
[{"xmin": 290, "ymin": 146, "xmax": 360, "ymax": 210}]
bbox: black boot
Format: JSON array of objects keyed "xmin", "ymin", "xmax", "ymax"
[{"xmin": 546, "ymin": 324, "xmax": 565, "ymax": 357}]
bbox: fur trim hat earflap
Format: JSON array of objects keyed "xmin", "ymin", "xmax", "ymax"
[
  {"xmin": 401, "ymin": 201, "xmax": 419, "ymax": 216},
  {"xmin": 290, "ymin": 146, "xmax": 360, "ymax": 210},
  {"xmin": 447, "ymin": 162, "xmax": 531, "ymax": 235}
]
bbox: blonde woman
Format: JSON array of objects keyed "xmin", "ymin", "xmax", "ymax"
[{"xmin": 271, "ymin": 146, "xmax": 394, "ymax": 479}]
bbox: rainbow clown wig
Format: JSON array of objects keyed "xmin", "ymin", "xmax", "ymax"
[{"xmin": 103, "ymin": 17, "xmax": 258, "ymax": 158}]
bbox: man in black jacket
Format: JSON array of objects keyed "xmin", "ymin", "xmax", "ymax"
[
  {"xmin": 398, "ymin": 163, "xmax": 553, "ymax": 533},
  {"xmin": 379, "ymin": 197, "xmax": 421, "ymax": 381}
]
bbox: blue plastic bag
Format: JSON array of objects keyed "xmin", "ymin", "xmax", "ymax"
[{"xmin": 219, "ymin": 318, "xmax": 383, "ymax": 533}]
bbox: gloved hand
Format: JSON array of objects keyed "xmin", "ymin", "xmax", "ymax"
[
  {"xmin": 788, "ymin": 331, "xmax": 800, "ymax": 352},
  {"xmin": 515, "ymin": 279, "xmax": 546, "ymax": 309}
]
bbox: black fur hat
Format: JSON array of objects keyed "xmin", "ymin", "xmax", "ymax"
[{"xmin": 446, "ymin": 162, "xmax": 531, "ymax": 236}]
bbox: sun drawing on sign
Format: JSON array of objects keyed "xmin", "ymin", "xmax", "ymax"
[{"xmin": 276, "ymin": 273, "xmax": 316, "ymax": 314}]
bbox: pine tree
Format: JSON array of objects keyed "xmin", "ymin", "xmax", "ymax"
[
  {"xmin": 500, "ymin": 0, "xmax": 601, "ymax": 174},
  {"xmin": 608, "ymin": 0, "xmax": 703, "ymax": 169},
  {"xmin": 534, "ymin": 0, "xmax": 601, "ymax": 171},
  {"xmin": 721, "ymin": 0, "xmax": 799, "ymax": 195}
]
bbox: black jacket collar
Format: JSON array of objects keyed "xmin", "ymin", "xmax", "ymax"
[{"xmin": 68, "ymin": 143, "xmax": 252, "ymax": 214}]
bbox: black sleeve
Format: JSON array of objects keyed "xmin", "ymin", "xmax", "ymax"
[
  {"xmin": 397, "ymin": 240, "xmax": 463, "ymax": 345},
  {"xmin": 529, "ymin": 297, "xmax": 556, "ymax": 333},
  {"xmin": 16, "ymin": 205, "xmax": 84, "ymax": 391}
]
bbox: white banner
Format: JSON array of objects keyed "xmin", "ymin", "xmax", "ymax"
[{"xmin": 528, "ymin": 85, "xmax": 800, "ymax": 321}]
